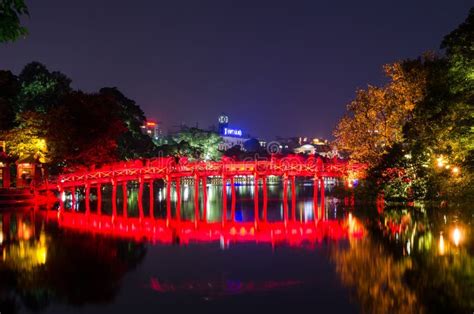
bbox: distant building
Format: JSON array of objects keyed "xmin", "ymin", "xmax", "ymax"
[
  {"xmin": 141, "ymin": 119, "xmax": 163, "ymax": 140},
  {"xmin": 218, "ymin": 113, "xmax": 229, "ymax": 135},
  {"xmin": 274, "ymin": 137, "xmax": 299, "ymax": 153},
  {"xmin": 216, "ymin": 114, "xmax": 250, "ymax": 151}
]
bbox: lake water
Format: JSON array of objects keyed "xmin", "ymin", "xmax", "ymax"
[{"xmin": 0, "ymin": 181, "xmax": 472, "ymax": 313}]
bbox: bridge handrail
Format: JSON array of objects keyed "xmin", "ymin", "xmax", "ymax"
[{"xmin": 57, "ymin": 158, "xmax": 365, "ymax": 185}]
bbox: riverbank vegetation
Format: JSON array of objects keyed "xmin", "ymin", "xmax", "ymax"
[{"xmin": 335, "ymin": 8, "xmax": 473, "ymax": 202}]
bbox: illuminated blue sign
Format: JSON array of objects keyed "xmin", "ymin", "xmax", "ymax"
[{"xmin": 223, "ymin": 127, "xmax": 242, "ymax": 137}]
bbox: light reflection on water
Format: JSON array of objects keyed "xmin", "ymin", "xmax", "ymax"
[{"xmin": 0, "ymin": 182, "xmax": 472, "ymax": 314}]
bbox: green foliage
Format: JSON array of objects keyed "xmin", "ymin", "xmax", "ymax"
[
  {"xmin": 170, "ymin": 127, "xmax": 222, "ymax": 160},
  {"xmin": 441, "ymin": 8, "xmax": 474, "ymax": 96},
  {"xmin": 0, "ymin": 0, "xmax": 29, "ymax": 43},
  {"xmin": 16, "ymin": 62, "xmax": 72, "ymax": 113}
]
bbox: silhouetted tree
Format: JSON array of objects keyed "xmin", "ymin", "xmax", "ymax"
[
  {"xmin": 99, "ymin": 87, "xmax": 158, "ymax": 159},
  {"xmin": 0, "ymin": 70, "xmax": 19, "ymax": 130},
  {"xmin": 47, "ymin": 92, "xmax": 126, "ymax": 168}
]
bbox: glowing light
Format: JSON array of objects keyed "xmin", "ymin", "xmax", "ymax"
[
  {"xmin": 452, "ymin": 227, "xmax": 461, "ymax": 246},
  {"xmin": 436, "ymin": 156, "xmax": 445, "ymax": 168},
  {"xmin": 452, "ymin": 166, "xmax": 460, "ymax": 175},
  {"xmin": 223, "ymin": 128, "xmax": 242, "ymax": 137},
  {"xmin": 439, "ymin": 234, "xmax": 445, "ymax": 255}
]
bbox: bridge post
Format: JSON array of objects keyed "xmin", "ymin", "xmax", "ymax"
[
  {"xmin": 166, "ymin": 176, "xmax": 171, "ymax": 223},
  {"xmin": 222, "ymin": 176, "xmax": 227, "ymax": 225},
  {"xmin": 262, "ymin": 176, "xmax": 267, "ymax": 222},
  {"xmin": 85, "ymin": 183, "xmax": 90, "ymax": 215},
  {"xmin": 138, "ymin": 178, "xmax": 144, "ymax": 220},
  {"xmin": 97, "ymin": 183, "xmax": 102, "ymax": 216},
  {"xmin": 283, "ymin": 174, "xmax": 289, "ymax": 222},
  {"xmin": 112, "ymin": 180, "xmax": 117, "ymax": 218},
  {"xmin": 194, "ymin": 175, "xmax": 199, "ymax": 223},
  {"xmin": 313, "ymin": 176, "xmax": 318, "ymax": 221},
  {"xmin": 202, "ymin": 176, "xmax": 207, "ymax": 222},
  {"xmin": 230, "ymin": 176, "xmax": 236, "ymax": 222},
  {"xmin": 149, "ymin": 179, "xmax": 154, "ymax": 219},
  {"xmin": 320, "ymin": 178, "xmax": 325, "ymax": 220},
  {"xmin": 122, "ymin": 182, "xmax": 128, "ymax": 218},
  {"xmin": 176, "ymin": 177, "xmax": 181, "ymax": 221},
  {"xmin": 291, "ymin": 176, "xmax": 296, "ymax": 221},
  {"xmin": 59, "ymin": 184, "xmax": 64, "ymax": 213},
  {"xmin": 71, "ymin": 187, "xmax": 76, "ymax": 211},
  {"xmin": 254, "ymin": 175, "xmax": 259, "ymax": 224}
]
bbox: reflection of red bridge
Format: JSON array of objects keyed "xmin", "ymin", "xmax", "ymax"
[
  {"xmin": 53, "ymin": 157, "xmax": 364, "ymax": 223},
  {"xmin": 57, "ymin": 212, "xmax": 364, "ymax": 246}
]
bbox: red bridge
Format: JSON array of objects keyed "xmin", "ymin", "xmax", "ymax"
[{"xmin": 52, "ymin": 157, "xmax": 364, "ymax": 224}]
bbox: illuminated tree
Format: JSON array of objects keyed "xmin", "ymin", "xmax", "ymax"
[
  {"xmin": 441, "ymin": 8, "xmax": 474, "ymax": 96},
  {"xmin": 16, "ymin": 62, "xmax": 72, "ymax": 114},
  {"xmin": 334, "ymin": 59, "xmax": 429, "ymax": 166},
  {"xmin": 4, "ymin": 111, "xmax": 49, "ymax": 163},
  {"xmin": 439, "ymin": 8, "xmax": 474, "ymax": 176},
  {"xmin": 396, "ymin": 9, "xmax": 474, "ymax": 199},
  {"xmin": 0, "ymin": 0, "xmax": 29, "ymax": 43},
  {"xmin": 171, "ymin": 127, "xmax": 222, "ymax": 160}
]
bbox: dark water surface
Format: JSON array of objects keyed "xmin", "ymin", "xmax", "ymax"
[{"xmin": 0, "ymin": 182, "xmax": 472, "ymax": 314}]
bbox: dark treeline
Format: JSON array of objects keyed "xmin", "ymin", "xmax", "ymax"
[{"xmin": 0, "ymin": 62, "xmax": 158, "ymax": 173}]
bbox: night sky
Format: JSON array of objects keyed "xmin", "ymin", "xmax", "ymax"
[{"xmin": 0, "ymin": 1, "xmax": 471, "ymax": 139}]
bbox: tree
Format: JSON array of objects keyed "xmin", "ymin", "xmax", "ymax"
[
  {"xmin": 4, "ymin": 111, "xmax": 49, "ymax": 163},
  {"xmin": 440, "ymin": 7, "xmax": 474, "ymax": 171},
  {"xmin": 0, "ymin": 70, "xmax": 19, "ymax": 131},
  {"xmin": 0, "ymin": 0, "xmax": 29, "ymax": 43},
  {"xmin": 47, "ymin": 92, "xmax": 126, "ymax": 168},
  {"xmin": 16, "ymin": 62, "xmax": 72, "ymax": 114},
  {"xmin": 350, "ymin": 8, "xmax": 474, "ymax": 200},
  {"xmin": 99, "ymin": 87, "xmax": 158, "ymax": 159},
  {"xmin": 170, "ymin": 127, "xmax": 222, "ymax": 160},
  {"xmin": 441, "ymin": 7, "xmax": 474, "ymax": 96},
  {"xmin": 334, "ymin": 58, "xmax": 430, "ymax": 166}
]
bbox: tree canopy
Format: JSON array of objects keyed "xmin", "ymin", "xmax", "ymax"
[
  {"xmin": 334, "ymin": 58, "xmax": 429, "ymax": 165},
  {"xmin": 168, "ymin": 127, "xmax": 222, "ymax": 161},
  {"xmin": 0, "ymin": 0, "xmax": 29, "ymax": 42},
  {"xmin": 335, "ymin": 8, "xmax": 474, "ymax": 200}
]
